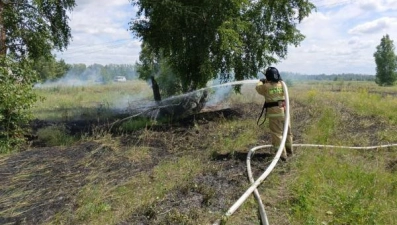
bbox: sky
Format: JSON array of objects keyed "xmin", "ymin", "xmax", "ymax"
[{"xmin": 55, "ymin": 0, "xmax": 397, "ymax": 75}]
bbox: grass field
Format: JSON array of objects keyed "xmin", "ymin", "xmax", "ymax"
[{"xmin": 1, "ymin": 80, "xmax": 396, "ymax": 225}]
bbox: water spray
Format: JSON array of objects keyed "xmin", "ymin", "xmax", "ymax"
[{"xmin": 116, "ymin": 79, "xmax": 260, "ymax": 122}]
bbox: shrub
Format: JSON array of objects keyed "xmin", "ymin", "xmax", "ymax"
[{"xmin": 0, "ymin": 57, "xmax": 38, "ymax": 153}]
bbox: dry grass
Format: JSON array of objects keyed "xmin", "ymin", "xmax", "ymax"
[{"xmin": 1, "ymin": 80, "xmax": 397, "ymax": 225}]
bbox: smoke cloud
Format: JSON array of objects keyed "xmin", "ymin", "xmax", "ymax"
[{"xmin": 34, "ymin": 68, "xmax": 104, "ymax": 88}]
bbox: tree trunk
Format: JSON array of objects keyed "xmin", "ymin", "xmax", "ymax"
[
  {"xmin": 0, "ymin": 1, "xmax": 7, "ymax": 56},
  {"xmin": 150, "ymin": 76, "xmax": 161, "ymax": 102}
]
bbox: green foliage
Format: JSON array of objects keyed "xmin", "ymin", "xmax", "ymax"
[
  {"xmin": 135, "ymin": 43, "xmax": 182, "ymax": 97},
  {"xmin": 103, "ymin": 64, "xmax": 138, "ymax": 81},
  {"xmin": 130, "ymin": 0, "xmax": 315, "ymax": 92},
  {"xmin": 68, "ymin": 63, "xmax": 87, "ymax": 76},
  {"xmin": 156, "ymin": 62, "xmax": 182, "ymax": 97},
  {"xmin": 2, "ymin": 0, "xmax": 76, "ymax": 59},
  {"xmin": 0, "ymin": 0, "xmax": 76, "ymax": 152},
  {"xmin": 0, "ymin": 57, "xmax": 38, "ymax": 153},
  {"xmin": 135, "ymin": 43, "xmax": 160, "ymax": 80},
  {"xmin": 32, "ymin": 56, "xmax": 70, "ymax": 82},
  {"xmin": 374, "ymin": 34, "xmax": 397, "ymax": 86}
]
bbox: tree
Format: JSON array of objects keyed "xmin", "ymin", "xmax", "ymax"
[
  {"xmin": 32, "ymin": 56, "xmax": 70, "ymax": 82},
  {"xmin": 0, "ymin": 0, "xmax": 75, "ymax": 152},
  {"xmin": 130, "ymin": 0, "xmax": 315, "ymax": 93},
  {"xmin": 1, "ymin": 0, "xmax": 75, "ymax": 59},
  {"xmin": 374, "ymin": 34, "xmax": 397, "ymax": 86},
  {"xmin": 135, "ymin": 43, "xmax": 181, "ymax": 97}
]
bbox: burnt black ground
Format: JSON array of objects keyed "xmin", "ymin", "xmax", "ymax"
[
  {"xmin": 1, "ymin": 100, "xmax": 394, "ymax": 225},
  {"xmin": 1, "ymin": 103, "xmax": 271, "ymax": 225}
]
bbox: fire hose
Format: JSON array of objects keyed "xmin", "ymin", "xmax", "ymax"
[{"xmin": 213, "ymin": 81, "xmax": 397, "ymax": 225}]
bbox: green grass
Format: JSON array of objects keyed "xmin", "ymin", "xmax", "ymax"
[
  {"xmin": 289, "ymin": 148, "xmax": 397, "ymax": 225},
  {"xmin": 3, "ymin": 80, "xmax": 397, "ymax": 224},
  {"xmin": 36, "ymin": 125, "xmax": 77, "ymax": 146},
  {"xmin": 72, "ymin": 155, "xmax": 205, "ymax": 225},
  {"xmin": 119, "ymin": 117, "xmax": 157, "ymax": 132},
  {"xmin": 209, "ymin": 119, "xmax": 263, "ymax": 156},
  {"xmin": 44, "ymin": 81, "xmax": 397, "ymax": 224},
  {"xmin": 285, "ymin": 81, "xmax": 397, "ymax": 225},
  {"xmin": 32, "ymin": 80, "xmax": 151, "ymax": 120}
]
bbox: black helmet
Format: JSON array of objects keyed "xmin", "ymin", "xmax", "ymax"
[{"xmin": 265, "ymin": 67, "xmax": 282, "ymax": 82}]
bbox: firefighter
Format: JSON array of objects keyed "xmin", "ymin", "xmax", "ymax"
[{"xmin": 255, "ymin": 67, "xmax": 293, "ymax": 161}]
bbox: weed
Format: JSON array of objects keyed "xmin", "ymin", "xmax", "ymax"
[
  {"xmin": 163, "ymin": 209, "xmax": 193, "ymax": 225},
  {"xmin": 75, "ymin": 186, "xmax": 112, "ymax": 221},
  {"xmin": 306, "ymin": 89, "xmax": 318, "ymax": 104},
  {"xmin": 36, "ymin": 125, "xmax": 76, "ymax": 146},
  {"xmin": 119, "ymin": 117, "xmax": 155, "ymax": 132},
  {"xmin": 196, "ymin": 184, "xmax": 216, "ymax": 206}
]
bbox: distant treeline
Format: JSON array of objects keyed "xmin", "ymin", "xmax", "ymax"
[
  {"xmin": 281, "ymin": 72, "xmax": 375, "ymax": 81},
  {"xmin": 36, "ymin": 62, "xmax": 139, "ymax": 84},
  {"xmin": 35, "ymin": 59, "xmax": 376, "ymax": 84},
  {"xmin": 67, "ymin": 64, "xmax": 138, "ymax": 83}
]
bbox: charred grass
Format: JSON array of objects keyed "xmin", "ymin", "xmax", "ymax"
[{"xmin": 1, "ymin": 82, "xmax": 397, "ymax": 224}]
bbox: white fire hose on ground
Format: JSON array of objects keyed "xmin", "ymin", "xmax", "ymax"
[{"xmin": 213, "ymin": 81, "xmax": 397, "ymax": 225}]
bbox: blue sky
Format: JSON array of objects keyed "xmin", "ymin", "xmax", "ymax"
[{"xmin": 55, "ymin": 0, "xmax": 397, "ymax": 75}]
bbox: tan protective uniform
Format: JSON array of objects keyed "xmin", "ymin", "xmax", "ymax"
[{"xmin": 255, "ymin": 80, "xmax": 293, "ymax": 160}]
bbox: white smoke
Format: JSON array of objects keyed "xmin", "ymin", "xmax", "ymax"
[
  {"xmin": 204, "ymin": 78, "xmax": 258, "ymax": 107},
  {"xmin": 34, "ymin": 67, "xmax": 104, "ymax": 88},
  {"xmin": 205, "ymin": 85, "xmax": 233, "ymax": 107}
]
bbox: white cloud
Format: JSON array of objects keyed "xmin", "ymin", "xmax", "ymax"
[
  {"xmin": 276, "ymin": 0, "xmax": 397, "ymax": 75},
  {"xmin": 348, "ymin": 37, "xmax": 373, "ymax": 50},
  {"xmin": 74, "ymin": 0, "xmax": 128, "ymax": 10},
  {"xmin": 56, "ymin": 0, "xmax": 140, "ymax": 65},
  {"xmin": 358, "ymin": 0, "xmax": 382, "ymax": 11},
  {"xmin": 377, "ymin": 0, "xmax": 397, "ymax": 11},
  {"xmin": 56, "ymin": 0, "xmax": 397, "ymax": 74},
  {"xmin": 299, "ymin": 12, "xmax": 335, "ymax": 39},
  {"xmin": 349, "ymin": 17, "xmax": 397, "ymax": 35},
  {"xmin": 312, "ymin": 0, "xmax": 351, "ymax": 9},
  {"xmin": 302, "ymin": 44, "xmax": 327, "ymax": 53}
]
